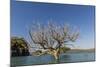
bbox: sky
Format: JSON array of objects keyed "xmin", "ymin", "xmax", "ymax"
[{"xmin": 11, "ymin": 0, "xmax": 95, "ymax": 49}]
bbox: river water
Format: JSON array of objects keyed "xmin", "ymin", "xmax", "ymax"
[{"xmin": 11, "ymin": 51, "xmax": 95, "ymax": 66}]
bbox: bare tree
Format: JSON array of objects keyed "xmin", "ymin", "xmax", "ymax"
[
  {"xmin": 29, "ymin": 22, "xmax": 79, "ymax": 61},
  {"xmin": 29, "ymin": 23, "xmax": 49, "ymax": 49},
  {"xmin": 48, "ymin": 23, "xmax": 79, "ymax": 60}
]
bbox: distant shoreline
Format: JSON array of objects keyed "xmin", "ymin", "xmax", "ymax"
[
  {"xmin": 66, "ymin": 48, "xmax": 95, "ymax": 53},
  {"xmin": 71, "ymin": 48, "xmax": 95, "ymax": 51}
]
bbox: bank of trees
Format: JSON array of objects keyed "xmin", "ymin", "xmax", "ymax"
[{"xmin": 11, "ymin": 37, "xmax": 30, "ymax": 56}]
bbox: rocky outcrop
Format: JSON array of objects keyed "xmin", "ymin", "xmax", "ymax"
[{"xmin": 11, "ymin": 37, "xmax": 30, "ymax": 57}]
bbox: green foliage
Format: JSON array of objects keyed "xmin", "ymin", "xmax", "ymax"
[
  {"xmin": 11, "ymin": 37, "xmax": 28, "ymax": 48},
  {"xmin": 60, "ymin": 47, "xmax": 71, "ymax": 53},
  {"xmin": 35, "ymin": 50, "xmax": 42, "ymax": 54},
  {"xmin": 11, "ymin": 37, "xmax": 30, "ymax": 56}
]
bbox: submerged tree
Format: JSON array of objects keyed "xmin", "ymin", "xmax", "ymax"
[{"xmin": 29, "ymin": 22, "xmax": 79, "ymax": 61}]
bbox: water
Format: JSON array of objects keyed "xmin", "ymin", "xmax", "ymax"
[{"xmin": 11, "ymin": 51, "xmax": 95, "ymax": 66}]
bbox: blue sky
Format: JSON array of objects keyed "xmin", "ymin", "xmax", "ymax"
[{"xmin": 11, "ymin": 1, "xmax": 95, "ymax": 49}]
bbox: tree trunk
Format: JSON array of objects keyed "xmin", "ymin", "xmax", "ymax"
[
  {"xmin": 48, "ymin": 45, "xmax": 61, "ymax": 62},
  {"xmin": 53, "ymin": 50, "xmax": 59, "ymax": 60},
  {"xmin": 50, "ymin": 48, "xmax": 60, "ymax": 63},
  {"xmin": 54, "ymin": 43, "xmax": 61, "ymax": 62}
]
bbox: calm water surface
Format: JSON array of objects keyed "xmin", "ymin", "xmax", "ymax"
[{"xmin": 11, "ymin": 51, "xmax": 95, "ymax": 66}]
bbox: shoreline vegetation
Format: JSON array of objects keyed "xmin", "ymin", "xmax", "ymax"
[
  {"xmin": 11, "ymin": 36, "xmax": 95, "ymax": 57},
  {"xmin": 11, "ymin": 37, "xmax": 30, "ymax": 57}
]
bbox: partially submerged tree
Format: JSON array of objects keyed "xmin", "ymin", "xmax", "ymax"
[{"xmin": 29, "ymin": 22, "xmax": 79, "ymax": 61}]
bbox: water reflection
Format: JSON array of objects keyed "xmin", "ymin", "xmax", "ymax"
[{"xmin": 60, "ymin": 54, "xmax": 71, "ymax": 63}]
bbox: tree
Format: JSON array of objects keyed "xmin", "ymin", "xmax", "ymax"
[
  {"xmin": 29, "ymin": 22, "xmax": 79, "ymax": 61},
  {"xmin": 11, "ymin": 37, "xmax": 30, "ymax": 56}
]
